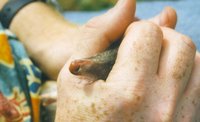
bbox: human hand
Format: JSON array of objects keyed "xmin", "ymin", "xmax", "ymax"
[
  {"xmin": 55, "ymin": 0, "xmax": 200, "ymax": 121},
  {"xmin": 18, "ymin": 0, "xmax": 176, "ymax": 79},
  {"xmin": 0, "ymin": 0, "xmax": 177, "ymax": 80},
  {"xmin": 40, "ymin": 3, "xmax": 179, "ymax": 117},
  {"xmin": 56, "ymin": 18, "xmax": 200, "ymax": 121}
]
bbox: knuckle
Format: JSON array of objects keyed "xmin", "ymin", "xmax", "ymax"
[
  {"xmin": 162, "ymin": 27, "xmax": 196, "ymax": 51},
  {"xmin": 179, "ymin": 34, "xmax": 196, "ymax": 50},
  {"xmin": 126, "ymin": 21, "xmax": 161, "ymax": 35},
  {"xmin": 125, "ymin": 21, "xmax": 163, "ymax": 53}
]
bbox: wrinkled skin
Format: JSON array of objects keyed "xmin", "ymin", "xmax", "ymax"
[{"xmin": 56, "ymin": 0, "xmax": 200, "ymax": 121}]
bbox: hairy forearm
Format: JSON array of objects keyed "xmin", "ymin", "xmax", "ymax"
[
  {"xmin": 10, "ymin": 1, "xmax": 72, "ymax": 54},
  {"xmin": 1, "ymin": 1, "xmax": 75, "ymax": 79}
]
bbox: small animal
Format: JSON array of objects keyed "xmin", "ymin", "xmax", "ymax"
[{"xmin": 69, "ymin": 40, "xmax": 120, "ymax": 81}]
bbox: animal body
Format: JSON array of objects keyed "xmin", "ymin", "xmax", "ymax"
[{"xmin": 69, "ymin": 41, "xmax": 120, "ymax": 81}]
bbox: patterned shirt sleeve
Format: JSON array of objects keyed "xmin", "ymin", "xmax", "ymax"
[{"xmin": 0, "ymin": 24, "xmax": 42, "ymax": 122}]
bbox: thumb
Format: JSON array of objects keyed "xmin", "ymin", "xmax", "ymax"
[{"xmin": 77, "ymin": 0, "xmax": 136, "ymax": 57}]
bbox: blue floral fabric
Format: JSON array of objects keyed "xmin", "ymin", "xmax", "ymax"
[{"xmin": 0, "ymin": 25, "xmax": 41, "ymax": 122}]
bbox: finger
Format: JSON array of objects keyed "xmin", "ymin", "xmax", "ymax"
[
  {"xmin": 175, "ymin": 52, "xmax": 200, "ymax": 121},
  {"xmin": 69, "ymin": 6, "xmax": 177, "ymax": 80},
  {"xmin": 107, "ymin": 21, "xmax": 163, "ymax": 83},
  {"xmin": 77, "ymin": 0, "xmax": 136, "ymax": 57},
  {"xmin": 158, "ymin": 27, "xmax": 196, "ymax": 104},
  {"xmin": 149, "ymin": 7, "xmax": 177, "ymax": 29}
]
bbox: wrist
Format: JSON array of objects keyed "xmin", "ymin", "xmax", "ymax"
[
  {"xmin": 0, "ymin": 0, "xmax": 38, "ymax": 28},
  {"xmin": 0, "ymin": 0, "xmax": 8, "ymax": 10},
  {"xmin": 9, "ymin": 1, "xmax": 76, "ymax": 79}
]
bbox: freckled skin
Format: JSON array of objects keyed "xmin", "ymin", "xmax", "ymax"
[{"xmin": 56, "ymin": 21, "xmax": 200, "ymax": 122}]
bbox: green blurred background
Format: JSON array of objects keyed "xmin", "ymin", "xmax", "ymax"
[
  {"xmin": 44, "ymin": 0, "xmax": 200, "ymax": 50},
  {"xmin": 46, "ymin": 0, "xmax": 116, "ymax": 11},
  {"xmin": 47, "ymin": 0, "xmax": 178, "ymax": 11}
]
